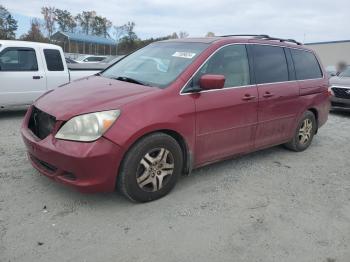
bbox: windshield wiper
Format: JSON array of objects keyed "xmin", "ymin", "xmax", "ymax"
[{"xmin": 112, "ymin": 76, "xmax": 149, "ymax": 86}]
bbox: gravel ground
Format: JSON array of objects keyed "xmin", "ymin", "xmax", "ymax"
[{"xmin": 0, "ymin": 110, "xmax": 349, "ymax": 262}]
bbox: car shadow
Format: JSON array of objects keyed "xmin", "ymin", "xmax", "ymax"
[
  {"xmin": 31, "ymin": 145, "xmax": 286, "ymax": 209},
  {"xmin": 33, "ymin": 173, "xmax": 132, "ymax": 208},
  {"xmin": 179, "ymin": 145, "xmax": 286, "ymax": 185},
  {"xmin": 330, "ymin": 110, "xmax": 350, "ymax": 117}
]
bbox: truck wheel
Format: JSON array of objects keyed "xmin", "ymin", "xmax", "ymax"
[
  {"xmin": 284, "ymin": 111, "xmax": 317, "ymax": 152},
  {"xmin": 117, "ymin": 133, "xmax": 183, "ymax": 202}
]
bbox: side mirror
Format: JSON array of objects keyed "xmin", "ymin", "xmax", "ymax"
[{"xmin": 199, "ymin": 74, "xmax": 225, "ymax": 90}]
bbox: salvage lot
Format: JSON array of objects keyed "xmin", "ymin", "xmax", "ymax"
[{"xmin": 0, "ymin": 110, "xmax": 349, "ymax": 262}]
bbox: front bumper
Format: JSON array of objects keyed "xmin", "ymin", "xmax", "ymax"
[
  {"xmin": 21, "ymin": 109, "xmax": 124, "ymax": 193},
  {"xmin": 330, "ymin": 96, "xmax": 350, "ymax": 111}
]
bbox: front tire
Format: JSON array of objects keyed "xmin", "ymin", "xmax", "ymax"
[
  {"xmin": 117, "ymin": 133, "xmax": 183, "ymax": 202},
  {"xmin": 284, "ymin": 110, "xmax": 317, "ymax": 152}
]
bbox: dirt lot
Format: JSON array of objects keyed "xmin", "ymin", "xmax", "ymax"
[{"xmin": 0, "ymin": 110, "xmax": 349, "ymax": 262}]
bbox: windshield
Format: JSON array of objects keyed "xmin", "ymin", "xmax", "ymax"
[
  {"xmin": 339, "ymin": 67, "xmax": 350, "ymax": 77},
  {"xmin": 75, "ymin": 55, "xmax": 87, "ymax": 61},
  {"xmin": 101, "ymin": 42, "xmax": 209, "ymax": 88}
]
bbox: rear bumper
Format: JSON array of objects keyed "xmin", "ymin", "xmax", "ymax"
[{"xmin": 21, "ymin": 110, "xmax": 123, "ymax": 193}]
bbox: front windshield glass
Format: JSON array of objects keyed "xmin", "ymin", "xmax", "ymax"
[
  {"xmin": 339, "ymin": 67, "xmax": 350, "ymax": 77},
  {"xmin": 101, "ymin": 42, "xmax": 209, "ymax": 88},
  {"xmin": 75, "ymin": 55, "xmax": 87, "ymax": 61}
]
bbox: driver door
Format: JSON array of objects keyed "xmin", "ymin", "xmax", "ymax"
[
  {"xmin": 184, "ymin": 44, "xmax": 258, "ymax": 165},
  {"xmin": 0, "ymin": 47, "xmax": 46, "ymax": 106}
]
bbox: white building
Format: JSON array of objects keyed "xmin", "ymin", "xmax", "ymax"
[{"xmin": 305, "ymin": 40, "xmax": 350, "ymax": 67}]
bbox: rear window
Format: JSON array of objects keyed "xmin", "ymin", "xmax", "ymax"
[
  {"xmin": 252, "ymin": 45, "xmax": 289, "ymax": 84},
  {"xmin": 0, "ymin": 48, "xmax": 38, "ymax": 71},
  {"xmin": 44, "ymin": 49, "xmax": 64, "ymax": 71},
  {"xmin": 291, "ymin": 49, "xmax": 323, "ymax": 80}
]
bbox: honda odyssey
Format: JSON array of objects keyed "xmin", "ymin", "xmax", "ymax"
[{"xmin": 21, "ymin": 35, "xmax": 330, "ymax": 202}]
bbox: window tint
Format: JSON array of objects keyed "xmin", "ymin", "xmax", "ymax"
[
  {"xmin": 98, "ymin": 57, "xmax": 105, "ymax": 61},
  {"xmin": 85, "ymin": 57, "xmax": 105, "ymax": 62},
  {"xmin": 252, "ymin": 45, "xmax": 289, "ymax": 84},
  {"xmin": 291, "ymin": 49, "xmax": 323, "ymax": 80},
  {"xmin": 44, "ymin": 49, "xmax": 64, "ymax": 71},
  {"xmin": 186, "ymin": 45, "xmax": 250, "ymax": 91},
  {"xmin": 0, "ymin": 48, "xmax": 38, "ymax": 71}
]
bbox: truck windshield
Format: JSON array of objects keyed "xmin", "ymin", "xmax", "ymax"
[{"xmin": 101, "ymin": 42, "xmax": 209, "ymax": 88}]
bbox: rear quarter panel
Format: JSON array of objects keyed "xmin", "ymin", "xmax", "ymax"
[
  {"xmin": 296, "ymin": 77, "xmax": 330, "ymax": 130},
  {"xmin": 293, "ymin": 49, "xmax": 330, "ymax": 130}
]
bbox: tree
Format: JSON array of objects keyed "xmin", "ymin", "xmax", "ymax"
[
  {"xmin": 41, "ymin": 6, "xmax": 56, "ymax": 40},
  {"xmin": 113, "ymin": 25, "xmax": 127, "ymax": 41},
  {"xmin": 124, "ymin": 21, "xmax": 137, "ymax": 41},
  {"xmin": 206, "ymin": 32, "xmax": 215, "ymax": 37},
  {"xmin": 0, "ymin": 5, "xmax": 18, "ymax": 39},
  {"xmin": 170, "ymin": 32, "xmax": 178, "ymax": 39},
  {"xmin": 75, "ymin": 11, "xmax": 96, "ymax": 35},
  {"xmin": 92, "ymin": 16, "xmax": 112, "ymax": 37},
  {"xmin": 117, "ymin": 22, "xmax": 139, "ymax": 54},
  {"xmin": 54, "ymin": 9, "xmax": 76, "ymax": 32},
  {"xmin": 117, "ymin": 34, "xmax": 174, "ymax": 55},
  {"xmin": 113, "ymin": 25, "xmax": 127, "ymax": 54},
  {"xmin": 178, "ymin": 31, "xmax": 189, "ymax": 38},
  {"xmin": 20, "ymin": 18, "xmax": 48, "ymax": 42}
]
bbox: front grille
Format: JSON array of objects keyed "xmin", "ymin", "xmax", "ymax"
[
  {"xmin": 28, "ymin": 107, "xmax": 56, "ymax": 140},
  {"xmin": 332, "ymin": 87, "xmax": 350, "ymax": 99}
]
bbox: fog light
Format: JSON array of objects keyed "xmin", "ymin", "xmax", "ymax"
[{"xmin": 61, "ymin": 172, "xmax": 76, "ymax": 181}]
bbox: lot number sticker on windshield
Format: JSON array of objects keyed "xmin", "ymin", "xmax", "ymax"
[{"xmin": 172, "ymin": 52, "xmax": 196, "ymax": 59}]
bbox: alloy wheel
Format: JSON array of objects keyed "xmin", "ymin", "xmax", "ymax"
[
  {"xmin": 136, "ymin": 148, "xmax": 175, "ymax": 192},
  {"xmin": 298, "ymin": 119, "xmax": 313, "ymax": 145}
]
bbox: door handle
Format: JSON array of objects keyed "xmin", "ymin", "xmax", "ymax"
[
  {"xmin": 242, "ymin": 94, "xmax": 256, "ymax": 101},
  {"xmin": 33, "ymin": 76, "xmax": 43, "ymax": 80},
  {"xmin": 263, "ymin": 92, "xmax": 274, "ymax": 98}
]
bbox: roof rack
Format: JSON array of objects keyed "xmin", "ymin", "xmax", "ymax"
[{"xmin": 219, "ymin": 34, "xmax": 302, "ymax": 45}]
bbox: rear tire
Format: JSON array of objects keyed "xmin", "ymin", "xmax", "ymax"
[
  {"xmin": 284, "ymin": 111, "xmax": 317, "ymax": 152},
  {"xmin": 117, "ymin": 133, "xmax": 183, "ymax": 202}
]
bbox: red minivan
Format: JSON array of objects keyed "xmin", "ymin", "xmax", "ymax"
[{"xmin": 21, "ymin": 35, "xmax": 330, "ymax": 202}]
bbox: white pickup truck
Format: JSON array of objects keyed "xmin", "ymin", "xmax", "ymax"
[{"xmin": 0, "ymin": 40, "xmax": 101, "ymax": 108}]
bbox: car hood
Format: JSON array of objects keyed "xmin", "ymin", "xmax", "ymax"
[
  {"xmin": 330, "ymin": 76, "xmax": 350, "ymax": 87},
  {"xmin": 35, "ymin": 76, "xmax": 158, "ymax": 120}
]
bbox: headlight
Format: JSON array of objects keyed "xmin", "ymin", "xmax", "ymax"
[{"xmin": 55, "ymin": 110, "xmax": 120, "ymax": 142}]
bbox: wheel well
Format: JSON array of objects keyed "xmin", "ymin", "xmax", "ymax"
[
  {"xmin": 122, "ymin": 129, "xmax": 192, "ymax": 176},
  {"xmin": 158, "ymin": 129, "xmax": 192, "ymax": 175},
  {"xmin": 308, "ymin": 108, "xmax": 319, "ymax": 133}
]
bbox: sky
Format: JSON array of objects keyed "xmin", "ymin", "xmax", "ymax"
[{"xmin": 2, "ymin": 0, "xmax": 350, "ymax": 43}]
